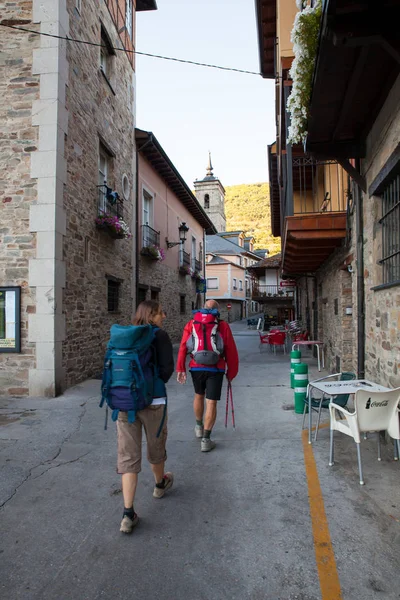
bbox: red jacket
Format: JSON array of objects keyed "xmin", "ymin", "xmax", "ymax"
[{"xmin": 177, "ymin": 319, "xmax": 239, "ymax": 380}]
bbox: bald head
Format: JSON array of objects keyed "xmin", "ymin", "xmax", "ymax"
[{"xmin": 205, "ymin": 299, "xmax": 219, "ymax": 310}]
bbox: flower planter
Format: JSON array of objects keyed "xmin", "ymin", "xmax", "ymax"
[
  {"xmin": 141, "ymin": 247, "xmax": 161, "ymax": 260},
  {"xmin": 96, "ymin": 223, "xmax": 125, "ymax": 239}
]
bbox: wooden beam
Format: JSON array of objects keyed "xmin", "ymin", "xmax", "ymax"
[
  {"xmin": 337, "ymin": 159, "xmax": 367, "ymax": 193},
  {"xmin": 289, "ymin": 230, "xmax": 346, "ymax": 240}
]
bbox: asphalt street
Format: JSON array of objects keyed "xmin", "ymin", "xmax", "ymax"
[{"xmin": 1, "ymin": 325, "xmax": 399, "ymax": 600}]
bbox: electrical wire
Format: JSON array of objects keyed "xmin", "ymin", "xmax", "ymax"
[{"xmin": 0, "ymin": 23, "xmax": 261, "ymax": 76}]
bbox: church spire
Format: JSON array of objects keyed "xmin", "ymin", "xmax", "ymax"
[{"xmin": 206, "ymin": 151, "xmax": 213, "ymax": 177}]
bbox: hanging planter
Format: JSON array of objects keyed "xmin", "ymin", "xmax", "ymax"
[
  {"xmin": 95, "ymin": 215, "xmax": 131, "ymax": 239},
  {"xmin": 287, "ymin": 1, "xmax": 322, "ymax": 145},
  {"xmin": 141, "ymin": 244, "xmax": 165, "ymax": 261}
]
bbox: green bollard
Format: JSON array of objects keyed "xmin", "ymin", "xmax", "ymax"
[
  {"xmin": 290, "ymin": 350, "xmax": 301, "ymax": 389},
  {"xmin": 294, "ymin": 362, "xmax": 308, "ymax": 414}
]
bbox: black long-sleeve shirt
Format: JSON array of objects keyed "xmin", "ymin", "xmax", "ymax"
[{"xmin": 153, "ymin": 329, "xmax": 174, "ymax": 383}]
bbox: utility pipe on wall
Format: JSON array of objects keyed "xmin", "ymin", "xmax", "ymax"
[{"xmin": 354, "ymin": 170, "xmax": 365, "ymax": 379}]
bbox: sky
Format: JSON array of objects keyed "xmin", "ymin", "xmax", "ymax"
[{"xmin": 135, "ymin": 0, "xmax": 276, "ymax": 188}]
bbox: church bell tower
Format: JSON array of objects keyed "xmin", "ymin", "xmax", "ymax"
[{"xmin": 193, "ymin": 153, "xmax": 226, "ymax": 233}]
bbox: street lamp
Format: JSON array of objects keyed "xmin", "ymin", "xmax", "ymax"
[{"xmin": 166, "ymin": 222, "xmax": 189, "ymax": 248}]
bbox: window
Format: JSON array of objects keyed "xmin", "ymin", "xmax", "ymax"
[
  {"xmin": 180, "ymin": 294, "xmax": 186, "ymax": 314},
  {"xmin": 125, "ymin": 0, "xmax": 133, "ymax": 38},
  {"xmin": 151, "ymin": 289, "xmax": 159, "ymax": 301},
  {"xmin": 239, "ymin": 280, "xmax": 243, "ymax": 291},
  {"xmin": 98, "ymin": 144, "xmax": 112, "ymax": 215},
  {"xmin": 142, "ymin": 189, "xmax": 153, "ymax": 227},
  {"xmin": 138, "ymin": 287, "xmax": 147, "ymax": 304},
  {"xmin": 191, "ymin": 237, "xmax": 196, "ymax": 269},
  {"xmin": 100, "ymin": 25, "xmax": 115, "ymax": 83},
  {"xmin": 233, "ymin": 278, "xmax": 237, "ymax": 290},
  {"xmin": 204, "ymin": 194, "xmax": 210, "ymax": 209},
  {"xmin": 380, "ymin": 174, "xmax": 400, "ymax": 285},
  {"xmin": 0, "ymin": 287, "xmax": 21, "ymax": 353},
  {"xmin": 107, "ymin": 279, "xmax": 120, "ymax": 312},
  {"xmin": 207, "ymin": 277, "xmax": 218, "ymax": 290}
]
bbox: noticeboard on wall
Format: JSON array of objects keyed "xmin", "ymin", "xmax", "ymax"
[{"xmin": 0, "ymin": 287, "xmax": 21, "ymax": 353}]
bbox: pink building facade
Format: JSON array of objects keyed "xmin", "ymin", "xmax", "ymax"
[{"xmin": 136, "ymin": 130, "xmax": 216, "ymax": 341}]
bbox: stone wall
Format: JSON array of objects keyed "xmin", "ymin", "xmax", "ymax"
[
  {"xmin": 296, "ymin": 235, "xmax": 357, "ymax": 375},
  {"xmin": 362, "ymin": 74, "xmax": 400, "ymax": 388},
  {"xmin": 138, "ymin": 258, "xmax": 200, "ymax": 342},
  {"xmin": 62, "ymin": 0, "xmax": 136, "ymax": 386},
  {"xmin": 0, "ymin": 1, "xmax": 39, "ymax": 396}
]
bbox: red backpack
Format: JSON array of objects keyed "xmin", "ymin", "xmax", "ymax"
[{"xmin": 186, "ymin": 310, "xmax": 224, "ymax": 366}]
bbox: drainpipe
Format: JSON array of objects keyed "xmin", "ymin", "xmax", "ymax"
[{"xmin": 355, "ymin": 169, "xmax": 365, "ymax": 378}]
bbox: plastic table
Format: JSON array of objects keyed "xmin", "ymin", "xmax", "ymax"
[{"xmin": 306, "ymin": 378, "xmax": 391, "ymax": 444}]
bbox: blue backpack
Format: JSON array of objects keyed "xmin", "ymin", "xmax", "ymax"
[{"xmin": 100, "ymin": 324, "xmax": 165, "ymax": 434}]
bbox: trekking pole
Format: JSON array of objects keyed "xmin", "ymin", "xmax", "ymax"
[
  {"xmin": 225, "ymin": 380, "xmax": 235, "ymax": 429},
  {"xmin": 225, "ymin": 383, "xmax": 229, "ymax": 428},
  {"xmin": 229, "ymin": 380, "xmax": 235, "ymax": 429}
]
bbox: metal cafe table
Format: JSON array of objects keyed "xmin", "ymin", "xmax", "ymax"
[
  {"xmin": 292, "ymin": 340, "xmax": 325, "ymax": 371},
  {"xmin": 306, "ymin": 379, "xmax": 391, "ymax": 444}
]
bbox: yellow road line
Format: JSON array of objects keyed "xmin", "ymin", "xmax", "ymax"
[{"xmin": 302, "ymin": 429, "xmax": 342, "ymax": 600}]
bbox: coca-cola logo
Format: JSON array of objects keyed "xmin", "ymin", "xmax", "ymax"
[{"xmin": 365, "ymin": 398, "xmax": 388, "ymax": 409}]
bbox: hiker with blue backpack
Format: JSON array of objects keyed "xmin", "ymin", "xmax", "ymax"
[
  {"xmin": 176, "ymin": 299, "xmax": 239, "ymax": 452},
  {"xmin": 100, "ymin": 300, "xmax": 174, "ymax": 534}
]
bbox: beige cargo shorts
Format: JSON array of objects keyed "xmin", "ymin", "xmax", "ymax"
[{"xmin": 116, "ymin": 405, "xmax": 168, "ymax": 474}]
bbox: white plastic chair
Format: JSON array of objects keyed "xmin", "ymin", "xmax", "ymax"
[{"xmin": 329, "ymin": 388, "xmax": 400, "ymax": 485}]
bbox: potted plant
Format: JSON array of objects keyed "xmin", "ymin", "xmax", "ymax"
[
  {"xmin": 142, "ymin": 244, "xmax": 165, "ymax": 261},
  {"xmin": 95, "ymin": 215, "xmax": 131, "ymax": 239}
]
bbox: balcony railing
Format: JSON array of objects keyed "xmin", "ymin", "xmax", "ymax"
[
  {"xmin": 252, "ymin": 285, "xmax": 294, "ymax": 299},
  {"xmin": 141, "ymin": 224, "xmax": 160, "ymax": 248},
  {"xmin": 179, "ymin": 250, "xmax": 191, "ymax": 274},
  {"xmin": 192, "ymin": 258, "xmax": 201, "ymax": 273},
  {"xmin": 286, "ymin": 157, "xmax": 347, "ymax": 218},
  {"xmin": 98, "ymin": 182, "xmax": 123, "ymax": 219}
]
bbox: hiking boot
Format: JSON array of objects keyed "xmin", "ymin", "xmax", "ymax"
[
  {"xmin": 194, "ymin": 424, "xmax": 204, "ymax": 439},
  {"xmin": 120, "ymin": 512, "xmax": 139, "ymax": 534},
  {"xmin": 201, "ymin": 438, "xmax": 216, "ymax": 452},
  {"xmin": 153, "ymin": 472, "xmax": 174, "ymax": 499}
]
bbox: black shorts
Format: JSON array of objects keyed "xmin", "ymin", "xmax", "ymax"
[{"xmin": 190, "ymin": 371, "xmax": 225, "ymax": 401}]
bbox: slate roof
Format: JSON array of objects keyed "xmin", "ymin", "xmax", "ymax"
[
  {"xmin": 249, "ymin": 252, "xmax": 281, "ymax": 270},
  {"xmin": 206, "ymin": 235, "xmax": 260, "ymax": 260}
]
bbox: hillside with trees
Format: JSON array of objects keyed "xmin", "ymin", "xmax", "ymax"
[{"xmin": 224, "ymin": 182, "xmax": 281, "ymax": 254}]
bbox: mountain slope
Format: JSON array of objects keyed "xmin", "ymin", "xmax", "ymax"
[{"xmin": 224, "ymin": 182, "xmax": 281, "ymax": 253}]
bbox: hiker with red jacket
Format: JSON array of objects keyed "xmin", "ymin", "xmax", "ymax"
[{"xmin": 177, "ymin": 299, "xmax": 239, "ymax": 452}]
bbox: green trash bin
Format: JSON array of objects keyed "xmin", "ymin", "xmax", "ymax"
[
  {"xmin": 294, "ymin": 362, "xmax": 308, "ymax": 414},
  {"xmin": 290, "ymin": 350, "xmax": 301, "ymax": 389}
]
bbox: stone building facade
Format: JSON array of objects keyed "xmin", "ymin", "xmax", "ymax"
[
  {"xmin": 362, "ymin": 75, "xmax": 400, "ymax": 388},
  {"xmin": 0, "ymin": 1, "xmax": 40, "ymax": 396},
  {"xmin": 0, "ymin": 0, "xmax": 157, "ymax": 396}
]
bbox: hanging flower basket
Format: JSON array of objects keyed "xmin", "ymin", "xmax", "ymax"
[
  {"xmin": 141, "ymin": 245, "xmax": 165, "ymax": 261},
  {"xmin": 179, "ymin": 265, "xmax": 193, "ymax": 276},
  {"xmin": 95, "ymin": 215, "xmax": 131, "ymax": 239},
  {"xmin": 286, "ymin": 1, "xmax": 322, "ymax": 145},
  {"xmin": 191, "ymin": 270, "xmax": 202, "ymax": 280}
]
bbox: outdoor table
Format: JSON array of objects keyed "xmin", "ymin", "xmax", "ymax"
[
  {"xmin": 292, "ymin": 340, "xmax": 324, "ymax": 371},
  {"xmin": 306, "ymin": 378, "xmax": 392, "ymax": 444}
]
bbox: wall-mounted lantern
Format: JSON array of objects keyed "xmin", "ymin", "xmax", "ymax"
[{"xmin": 166, "ymin": 222, "xmax": 189, "ymax": 248}]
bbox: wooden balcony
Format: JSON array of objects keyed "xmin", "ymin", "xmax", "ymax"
[{"xmin": 282, "ymin": 212, "xmax": 347, "ymax": 276}]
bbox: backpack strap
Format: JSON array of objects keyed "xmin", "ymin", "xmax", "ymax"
[
  {"xmin": 127, "ymin": 409, "xmax": 136, "ymax": 423},
  {"xmin": 100, "ymin": 351, "xmax": 112, "ymax": 408}
]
